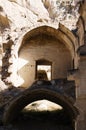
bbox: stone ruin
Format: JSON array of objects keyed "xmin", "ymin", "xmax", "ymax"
[{"xmin": 0, "ymin": 0, "xmax": 86, "ymax": 130}]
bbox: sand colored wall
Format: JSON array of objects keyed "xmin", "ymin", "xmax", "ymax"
[{"xmin": 18, "ymin": 34, "xmax": 72, "ymax": 87}]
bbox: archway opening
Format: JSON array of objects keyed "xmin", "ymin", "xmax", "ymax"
[
  {"xmin": 12, "ymin": 99, "xmax": 74, "ymax": 130},
  {"xmin": 17, "ymin": 32, "xmax": 73, "ymax": 87},
  {"xmin": 3, "ymin": 89, "xmax": 78, "ymax": 130}
]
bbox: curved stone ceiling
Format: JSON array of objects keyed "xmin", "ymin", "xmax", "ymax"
[
  {"xmin": 3, "ymin": 87, "xmax": 79, "ymax": 124},
  {"xmin": 19, "ymin": 25, "xmax": 75, "ymax": 57}
]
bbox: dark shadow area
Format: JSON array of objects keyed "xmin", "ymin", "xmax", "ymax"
[
  {"xmin": 0, "ymin": 79, "xmax": 78, "ymax": 130},
  {"xmin": 11, "ymin": 108, "xmax": 74, "ymax": 130}
]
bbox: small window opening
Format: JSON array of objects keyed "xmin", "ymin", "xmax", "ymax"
[{"xmin": 36, "ymin": 59, "xmax": 52, "ymax": 80}]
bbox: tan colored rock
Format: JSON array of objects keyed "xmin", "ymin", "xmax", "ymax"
[
  {"xmin": 0, "ymin": 0, "xmax": 81, "ymax": 32},
  {"xmin": 0, "ymin": 79, "xmax": 8, "ymax": 91}
]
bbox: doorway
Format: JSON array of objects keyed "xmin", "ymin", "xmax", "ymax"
[{"xmin": 36, "ymin": 59, "xmax": 52, "ymax": 80}]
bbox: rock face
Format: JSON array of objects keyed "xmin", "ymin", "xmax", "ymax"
[
  {"xmin": 0, "ymin": 0, "xmax": 85, "ymax": 95},
  {"xmin": 0, "ymin": 0, "xmax": 82, "ymax": 87},
  {"xmin": 0, "ymin": 0, "xmax": 85, "ymax": 91},
  {"xmin": 0, "ymin": 0, "xmax": 80, "ymax": 32},
  {"xmin": 0, "ymin": 1, "xmax": 86, "ymax": 130}
]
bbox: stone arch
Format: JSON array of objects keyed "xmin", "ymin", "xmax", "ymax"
[
  {"xmin": 9, "ymin": 25, "xmax": 76, "ymax": 87},
  {"xmin": 59, "ymin": 23, "xmax": 78, "ymax": 51},
  {"xmin": 77, "ymin": 17, "xmax": 85, "ymax": 46},
  {"xmin": 19, "ymin": 25, "xmax": 75, "ymax": 57},
  {"xmin": 3, "ymin": 87, "xmax": 78, "ymax": 125},
  {"xmin": 17, "ymin": 26, "xmax": 74, "ymax": 87}
]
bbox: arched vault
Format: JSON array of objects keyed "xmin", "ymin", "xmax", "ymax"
[
  {"xmin": 18, "ymin": 25, "xmax": 75, "ymax": 58},
  {"xmin": 3, "ymin": 85, "xmax": 79, "ymax": 124}
]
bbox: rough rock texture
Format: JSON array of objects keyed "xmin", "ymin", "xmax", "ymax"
[
  {"xmin": 0, "ymin": 1, "xmax": 86, "ymax": 130},
  {"xmin": 0, "ymin": 0, "xmax": 81, "ymax": 40},
  {"xmin": 0, "ymin": 0, "xmax": 85, "ymax": 94},
  {"xmin": 0, "ymin": 0, "xmax": 83, "ymax": 87}
]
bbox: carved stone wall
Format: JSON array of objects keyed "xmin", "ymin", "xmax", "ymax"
[{"xmin": 0, "ymin": 0, "xmax": 86, "ymax": 130}]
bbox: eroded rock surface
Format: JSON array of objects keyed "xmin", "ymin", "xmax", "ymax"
[{"xmin": 0, "ymin": 0, "xmax": 81, "ymax": 36}]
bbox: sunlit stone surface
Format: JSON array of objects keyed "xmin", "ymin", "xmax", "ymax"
[
  {"xmin": 23, "ymin": 100, "xmax": 63, "ymax": 112},
  {"xmin": 0, "ymin": 0, "xmax": 82, "ymax": 87},
  {"xmin": 0, "ymin": 1, "xmax": 86, "ymax": 130},
  {"xmin": 0, "ymin": 0, "xmax": 81, "ymax": 43}
]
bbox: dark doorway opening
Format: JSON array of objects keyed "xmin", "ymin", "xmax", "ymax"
[
  {"xmin": 3, "ymin": 89, "xmax": 78, "ymax": 130},
  {"xmin": 12, "ymin": 99, "xmax": 74, "ymax": 130}
]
